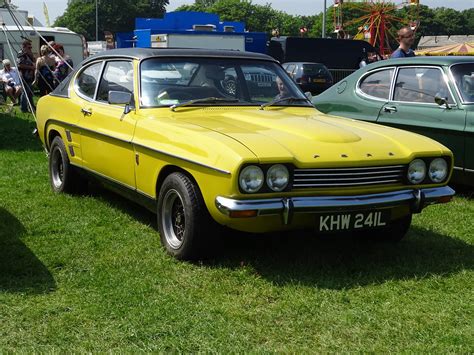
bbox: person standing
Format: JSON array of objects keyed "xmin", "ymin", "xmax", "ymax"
[
  {"xmin": 53, "ymin": 43, "xmax": 73, "ymax": 83},
  {"xmin": 34, "ymin": 45, "xmax": 56, "ymax": 96},
  {"xmin": 17, "ymin": 39, "xmax": 36, "ymax": 113},
  {"xmin": 0, "ymin": 59, "xmax": 22, "ymax": 105},
  {"xmin": 391, "ymin": 26, "xmax": 416, "ymax": 59}
]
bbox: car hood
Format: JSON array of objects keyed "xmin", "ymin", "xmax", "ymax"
[{"xmin": 175, "ymin": 107, "xmax": 449, "ymax": 166}]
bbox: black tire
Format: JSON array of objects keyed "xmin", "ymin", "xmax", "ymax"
[
  {"xmin": 364, "ymin": 214, "xmax": 412, "ymax": 242},
  {"xmin": 157, "ymin": 172, "xmax": 218, "ymax": 260},
  {"xmin": 48, "ymin": 136, "xmax": 86, "ymax": 194}
]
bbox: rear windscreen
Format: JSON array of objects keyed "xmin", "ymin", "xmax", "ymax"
[{"xmin": 302, "ymin": 64, "xmax": 328, "ymax": 75}]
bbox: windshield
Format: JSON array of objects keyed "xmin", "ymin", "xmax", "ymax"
[
  {"xmin": 140, "ymin": 58, "xmax": 310, "ymax": 108},
  {"xmin": 302, "ymin": 64, "xmax": 329, "ymax": 75},
  {"xmin": 451, "ymin": 63, "xmax": 474, "ymax": 103}
]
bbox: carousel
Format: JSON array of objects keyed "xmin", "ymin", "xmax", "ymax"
[{"xmin": 333, "ymin": 0, "xmax": 421, "ymax": 55}]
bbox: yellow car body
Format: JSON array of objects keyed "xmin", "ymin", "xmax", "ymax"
[{"xmin": 36, "ymin": 49, "xmax": 454, "ymax": 259}]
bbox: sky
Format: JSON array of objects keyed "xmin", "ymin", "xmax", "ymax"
[{"xmin": 12, "ymin": 0, "xmax": 474, "ymax": 27}]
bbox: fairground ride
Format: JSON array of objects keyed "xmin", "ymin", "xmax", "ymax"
[{"xmin": 333, "ymin": 0, "xmax": 421, "ymax": 55}]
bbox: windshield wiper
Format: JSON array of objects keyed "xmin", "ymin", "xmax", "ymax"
[
  {"xmin": 170, "ymin": 97, "xmax": 240, "ymax": 111},
  {"xmin": 260, "ymin": 96, "xmax": 310, "ymax": 110}
]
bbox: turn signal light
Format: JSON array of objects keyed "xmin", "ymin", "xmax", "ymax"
[
  {"xmin": 229, "ymin": 210, "xmax": 258, "ymax": 218},
  {"xmin": 437, "ymin": 196, "xmax": 453, "ymax": 204}
]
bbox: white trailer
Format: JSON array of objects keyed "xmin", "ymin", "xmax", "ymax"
[
  {"xmin": 151, "ymin": 33, "xmax": 245, "ymax": 51},
  {"xmin": 0, "ymin": 26, "xmax": 86, "ymax": 68}
]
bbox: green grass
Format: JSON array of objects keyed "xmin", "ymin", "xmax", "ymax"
[{"xmin": 0, "ymin": 112, "xmax": 473, "ymax": 352}]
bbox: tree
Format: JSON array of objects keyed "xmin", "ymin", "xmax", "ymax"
[{"xmin": 54, "ymin": 0, "xmax": 169, "ymax": 41}]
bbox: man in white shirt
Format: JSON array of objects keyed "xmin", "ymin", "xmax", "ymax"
[{"xmin": 0, "ymin": 59, "xmax": 23, "ymax": 105}]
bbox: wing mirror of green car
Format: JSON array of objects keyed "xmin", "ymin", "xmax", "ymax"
[
  {"xmin": 108, "ymin": 91, "xmax": 133, "ymax": 114},
  {"xmin": 305, "ymin": 91, "xmax": 313, "ymax": 101},
  {"xmin": 434, "ymin": 95, "xmax": 451, "ymax": 109}
]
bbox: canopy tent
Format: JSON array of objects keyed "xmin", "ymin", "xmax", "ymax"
[{"xmin": 416, "ymin": 42, "xmax": 474, "ymax": 56}]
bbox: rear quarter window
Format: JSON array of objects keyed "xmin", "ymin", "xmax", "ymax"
[{"xmin": 358, "ymin": 68, "xmax": 394, "ymax": 100}]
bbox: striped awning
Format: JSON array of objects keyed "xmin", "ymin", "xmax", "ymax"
[{"xmin": 416, "ymin": 42, "xmax": 474, "ymax": 56}]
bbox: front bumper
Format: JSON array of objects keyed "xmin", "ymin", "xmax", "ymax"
[{"xmin": 215, "ymin": 186, "xmax": 455, "ymax": 225}]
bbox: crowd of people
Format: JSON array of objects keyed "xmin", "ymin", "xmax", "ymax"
[{"xmin": 0, "ymin": 39, "xmax": 73, "ymax": 113}]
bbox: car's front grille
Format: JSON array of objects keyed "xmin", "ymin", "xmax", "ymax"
[{"xmin": 292, "ymin": 165, "xmax": 406, "ymax": 188}]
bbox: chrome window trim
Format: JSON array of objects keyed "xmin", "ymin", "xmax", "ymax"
[
  {"xmin": 73, "ymin": 60, "xmax": 105, "ymax": 102},
  {"xmin": 95, "ymin": 59, "xmax": 135, "ymax": 104},
  {"xmin": 390, "ymin": 65, "xmax": 458, "ymax": 107},
  {"xmin": 448, "ymin": 62, "xmax": 474, "ymax": 105},
  {"xmin": 74, "ymin": 59, "xmax": 136, "ymax": 110},
  {"xmin": 355, "ymin": 66, "xmax": 396, "ymax": 102}
]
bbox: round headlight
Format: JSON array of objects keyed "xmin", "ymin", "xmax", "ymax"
[
  {"xmin": 239, "ymin": 165, "xmax": 264, "ymax": 193},
  {"xmin": 407, "ymin": 159, "xmax": 426, "ymax": 184},
  {"xmin": 266, "ymin": 164, "xmax": 289, "ymax": 192},
  {"xmin": 429, "ymin": 158, "xmax": 448, "ymax": 183}
]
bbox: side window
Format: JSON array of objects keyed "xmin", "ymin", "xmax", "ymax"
[
  {"xmin": 76, "ymin": 62, "xmax": 102, "ymax": 99},
  {"xmin": 96, "ymin": 61, "xmax": 134, "ymax": 102},
  {"xmin": 394, "ymin": 67, "xmax": 454, "ymax": 104},
  {"xmin": 359, "ymin": 68, "xmax": 394, "ymax": 100}
]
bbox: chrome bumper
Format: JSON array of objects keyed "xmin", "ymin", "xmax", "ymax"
[{"xmin": 215, "ymin": 186, "xmax": 455, "ymax": 225}]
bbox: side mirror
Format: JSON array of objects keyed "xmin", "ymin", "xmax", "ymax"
[
  {"xmin": 305, "ymin": 91, "xmax": 313, "ymax": 101},
  {"xmin": 434, "ymin": 95, "xmax": 450, "ymax": 109},
  {"xmin": 108, "ymin": 91, "xmax": 133, "ymax": 114}
]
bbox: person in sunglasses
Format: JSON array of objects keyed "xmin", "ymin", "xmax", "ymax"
[{"xmin": 391, "ymin": 26, "xmax": 416, "ymax": 59}]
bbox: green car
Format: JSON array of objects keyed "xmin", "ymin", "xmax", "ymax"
[{"xmin": 313, "ymin": 57, "xmax": 474, "ymax": 186}]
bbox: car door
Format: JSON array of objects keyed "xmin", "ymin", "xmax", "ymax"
[
  {"xmin": 450, "ymin": 62, "xmax": 474, "ymax": 182},
  {"xmin": 377, "ymin": 66, "xmax": 466, "ymax": 170},
  {"xmin": 76, "ymin": 60, "xmax": 137, "ymax": 188}
]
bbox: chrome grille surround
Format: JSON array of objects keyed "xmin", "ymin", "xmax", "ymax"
[{"xmin": 293, "ymin": 165, "xmax": 406, "ymax": 188}]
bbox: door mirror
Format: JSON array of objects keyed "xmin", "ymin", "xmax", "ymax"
[
  {"xmin": 434, "ymin": 95, "xmax": 450, "ymax": 109},
  {"xmin": 305, "ymin": 91, "xmax": 313, "ymax": 100},
  {"xmin": 108, "ymin": 91, "xmax": 132, "ymax": 105},
  {"xmin": 108, "ymin": 91, "xmax": 133, "ymax": 114}
]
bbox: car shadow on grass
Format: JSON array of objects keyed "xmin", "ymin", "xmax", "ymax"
[
  {"xmin": 79, "ymin": 184, "xmax": 473, "ymax": 289},
  {"xmin": 206, "ymin": 227, "xmax": 474, "ymax": 289},
  {"xmin": 0, "ymin": 207, "xmax": 56, "ymax": 294},
  {"xmin": 0, "ymin": 112, "xmax": 42, "ymax": 151}
]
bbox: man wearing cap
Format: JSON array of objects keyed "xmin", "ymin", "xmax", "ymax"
[{"xmin": 0, "ymin": 59, "xmax": 22, "ymax": 105}]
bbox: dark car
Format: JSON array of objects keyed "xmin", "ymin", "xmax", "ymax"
[
  {"xmin": 282, "ymin": 62, "xmax": 333, "ymax": 95},
  {"xmin": 312, "ymin": 56, "xmax": 474, "ymax": 186}
]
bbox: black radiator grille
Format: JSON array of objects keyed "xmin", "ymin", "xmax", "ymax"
[{"xmin": 293, "ymin": 165, "xmax": 405, "ymax": 188}]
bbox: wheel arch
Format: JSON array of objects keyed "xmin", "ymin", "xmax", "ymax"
[
  {"xmin": 46, "ymin": 125, "xmax": 62, "ymax": 152},
  {"xmin": 155, "ymin": 165, "xmax": 201, "ymax": 199}
]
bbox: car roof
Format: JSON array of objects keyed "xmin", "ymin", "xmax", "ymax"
[
  {"xmin": 366, "ymin": 56, "xmax": 474, "ymax": 70},
  {"xmin": 83, "ymin": 48, "xmax": 278, "ymax": 65}
]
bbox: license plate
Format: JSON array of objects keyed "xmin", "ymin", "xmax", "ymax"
[
  {"xmin": 313, "ymin": 78, "xmax": 326, "ymax": 83},
  {"xmin": 316, "ymin": 210, "xmax": 390, "ymax": 233}
]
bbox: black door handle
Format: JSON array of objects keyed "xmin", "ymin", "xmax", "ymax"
[{"xmin": 383, "ymin": 106, "xmax": 397, "ymax": 113}]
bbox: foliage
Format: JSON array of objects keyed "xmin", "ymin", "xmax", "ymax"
[
  {"xmin": 0, "ymin": 110, "xmax": 473, "ymax": 351},
  {"xmin": 176, "ymin": 0, "xmax": 474, "ymax": 44},
  {"xmin": 54, "ymin": 0, "xmax": 170, "ymax": 41}
]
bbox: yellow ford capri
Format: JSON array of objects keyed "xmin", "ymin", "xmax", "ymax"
[{"xmin": 37, "ymin": 48, "xmax": 455, "ymax": 260}]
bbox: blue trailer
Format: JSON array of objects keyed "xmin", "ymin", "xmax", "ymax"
[{"xmin": 116, "ymin": 11, "xmax": 267, "ymax": 54}]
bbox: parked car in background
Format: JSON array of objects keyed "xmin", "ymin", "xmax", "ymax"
[
  {"xmin": 37, "ymin": 48, "xmax": 454, "ymax": 260},
  {"xmin": 313, "ymin": 57, "xmax": 474, "ymax": 186},
  {"xmin": 283, "ymin": 62, "xmax": 333, "ymax": 95}
]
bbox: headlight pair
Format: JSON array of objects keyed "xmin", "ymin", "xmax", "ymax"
[
  {"xmin": 239, "ymin": 164, "xmax": 289, "ymax": 193},
  {"xmin": 407, "ymin": 158, "xmax": 448, "ymax": 184}
]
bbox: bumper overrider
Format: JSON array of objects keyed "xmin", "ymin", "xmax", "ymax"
[{"xmin": 215, "ymin": 186, "xmax": 455, "ymax": 225}]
